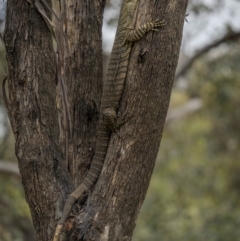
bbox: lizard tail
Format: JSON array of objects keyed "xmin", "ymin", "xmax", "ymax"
[
  {"xmin": 52, "ymin": 123, "xmax": 109, "ymax": 241},
  {"xmin": 52, "ymin": 185, "xmax": 86, "ymax": 241}
]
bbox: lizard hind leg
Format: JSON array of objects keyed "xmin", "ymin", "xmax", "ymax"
[
  {"xmin": 103, "ymin": 107, "xmax": 117, "ymax": 131},
  {"xmin": 102, "ymin": 108, "xmax": 128, "ymax": 132}
]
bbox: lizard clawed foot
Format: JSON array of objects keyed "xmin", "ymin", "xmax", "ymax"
[
  {"xmin": 143, "ymin": 19, "xmax": 166, "ymax": 33},
  {"xmin": 150, "ymin": 19, "xmax": 166, "ymax": 31}
]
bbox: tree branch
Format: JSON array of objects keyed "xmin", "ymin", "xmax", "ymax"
[
  {"xmin": 176, "ymin": 30, "xmax": 240, "ymax": 80},
  {"xmin": 0, "ymin": 160, "xmax": 20, "ymax": 178}
]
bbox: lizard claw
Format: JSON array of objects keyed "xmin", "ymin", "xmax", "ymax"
[
  {"xmin": 146, "ymin": 19, "xmax": 166, "ymax": 32},
  {"xmin": 154, "ymin": 19, "xmax": 166, "ymax": 28}
]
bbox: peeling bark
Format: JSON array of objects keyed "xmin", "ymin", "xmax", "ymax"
[{"xmin": 63, "ymin": 1, "xmax": 104, "ymax": 185}]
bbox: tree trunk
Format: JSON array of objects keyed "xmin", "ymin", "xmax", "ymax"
[
  {"xmin": 3, "ymin": 0, "xmax": 187, "ymax": 240},
  {"xmin": 70, "ymin": 1, "xmax": 188, "ymax": 240}
]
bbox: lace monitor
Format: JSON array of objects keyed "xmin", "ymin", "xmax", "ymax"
[{"xmin": 53, "ymin": 0, "xmax": 165, "ymax": 240}]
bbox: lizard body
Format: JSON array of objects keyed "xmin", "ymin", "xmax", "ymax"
[{"xmin": 53, "ymin": 1, "xmax": 165, "ymax": 240}]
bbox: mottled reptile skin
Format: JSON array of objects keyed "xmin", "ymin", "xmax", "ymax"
[{"xmin": 53, "ymin": 1, "xmax": 165, "ymax": 240}]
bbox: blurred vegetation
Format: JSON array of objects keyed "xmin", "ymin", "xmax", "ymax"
[
  {"xmin": 1, "ymin": 1, "xmax": 240, "ymax": 240},
  {"xmin": 133, "ymin": 42, "xmax": 240, "ymax": 241}
]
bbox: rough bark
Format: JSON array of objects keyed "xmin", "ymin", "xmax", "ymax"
[
  {"xmin": 3, "ymin": 1, "xmax": 73, "ymax": 240},
  {"xmin": 3, "ymin": 0, "xmax": 187, "ymax": 240}
]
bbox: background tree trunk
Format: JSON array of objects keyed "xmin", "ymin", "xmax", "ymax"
[
  {"xmin": 63, "ymin": 0, "xmax": 104, "ymax": 186},
  {"xmin": 3, "ymin": 0, "xmax": 187, "ymax": 240}
]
